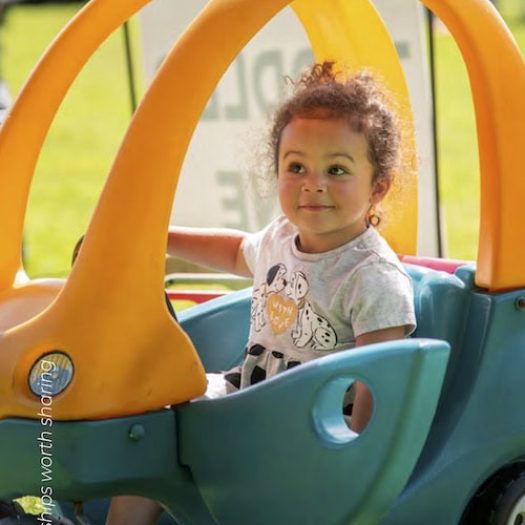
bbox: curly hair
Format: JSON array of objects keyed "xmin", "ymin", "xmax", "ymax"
[{"xmin": 270, "ymin": 61, "xmax": 401, "ymax": 186}]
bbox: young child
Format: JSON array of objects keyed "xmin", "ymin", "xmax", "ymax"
[{"xmin": 106, "ymin": 61, "xmax": 416, "ymax": 525}]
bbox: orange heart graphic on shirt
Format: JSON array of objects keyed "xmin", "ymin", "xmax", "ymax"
[{"xmin": 266, "ymin": 293, "xmax": 298, "ymax": 334}]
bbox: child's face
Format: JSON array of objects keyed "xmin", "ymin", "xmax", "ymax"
[{"xmin": 277, "ymin": 116, "xmax": 388, "ymax": 253}]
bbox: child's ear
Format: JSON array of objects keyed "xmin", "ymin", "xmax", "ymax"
[{"xmin": 370, "ymin": 177, "xmax": 391, "ymax": 204}]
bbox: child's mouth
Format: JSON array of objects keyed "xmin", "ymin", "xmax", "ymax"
[{"xmin": 299, "ymin": 204, "xmax": 334, "ymax": 211}]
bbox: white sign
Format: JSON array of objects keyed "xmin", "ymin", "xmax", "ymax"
[{"xmin": 139, "ymin": 0, "xmax": 440, "ymax": 255}]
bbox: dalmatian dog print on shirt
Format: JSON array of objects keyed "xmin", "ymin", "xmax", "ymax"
[
  {"xmin": 251, "ymin": 264, "xmax": 338, "ymax": 351},
  {"xmin": 250, "ymin": 263, "xmax": 287, "ymax": 332}
]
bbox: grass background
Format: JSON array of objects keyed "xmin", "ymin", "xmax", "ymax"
[
  {"xmin": 1, "ymin": 2, "xmax": 137, "ymax": 278},
  {"xmin": 0, "ymin": 1, "xmax": 524, "ymax": 278}
]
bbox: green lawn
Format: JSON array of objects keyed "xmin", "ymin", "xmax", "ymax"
[
  {"xmin": 1, "ymin": 2, "xmax": 140, "ymax": 277},
  {"xmin": 0, "ymin": 2, "xmax": 523, "ymax": 276}
]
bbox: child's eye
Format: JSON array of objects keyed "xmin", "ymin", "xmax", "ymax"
[
  {"xmin": 328, "ymin": 165, "xmax": 349, "ymax": 176},
  {"xmin": 288, "ymin": 162, "xmax": 305, "ymax": 174}
]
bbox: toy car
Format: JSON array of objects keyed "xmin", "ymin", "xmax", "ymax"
[{"xmin": 0, "ymin": 0, "xmax": 523, "ymax": 524}]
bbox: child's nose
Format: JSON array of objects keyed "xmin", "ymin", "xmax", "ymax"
[{"xmin": 302, "ymin": 171, "xmax": 326, "ymax": 192}]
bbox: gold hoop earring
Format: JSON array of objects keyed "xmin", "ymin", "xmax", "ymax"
[{"xmin": 367, "ymin": 213, "xmax": 381, "ymax": 227}]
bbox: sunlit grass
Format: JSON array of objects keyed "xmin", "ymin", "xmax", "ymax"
[
  {"xmin": 16, "ymin": 495, "xmax": 45, "ymax": 514},
  {"xmin": 2, "ymin": 3, "xmax": 141, "ymax": 277}
]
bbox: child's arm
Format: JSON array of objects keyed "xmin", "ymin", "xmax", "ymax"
[
  {"xmin": 351, "ymin": 326, "xmax": 407, "ymax": 433},
  {"xmin": 167, "ymin": 226, "xmax": 252, "ymax": 277}
]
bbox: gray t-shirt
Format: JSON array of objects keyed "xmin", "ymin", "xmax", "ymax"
[{"xmin": 225, "ymin": 215, "xmax": 416, "ymax": 390}]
